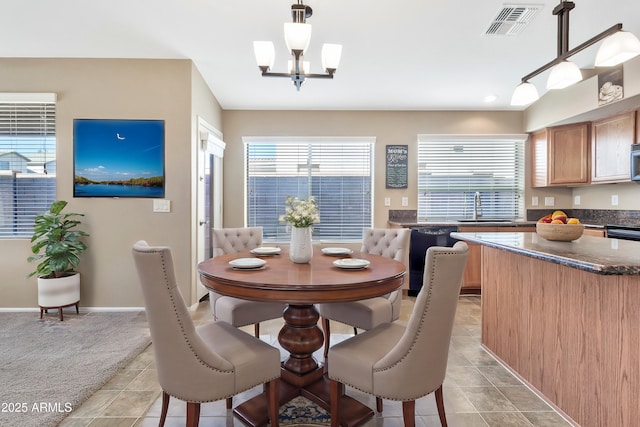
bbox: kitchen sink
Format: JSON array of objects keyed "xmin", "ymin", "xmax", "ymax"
[{"xmin": 456, "ymin": 219, "xmax": 513, "ymax": 223}]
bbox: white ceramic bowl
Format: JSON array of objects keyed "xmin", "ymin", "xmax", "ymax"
[{"xmin": 536, "ymin": 222, "xmax": 584, "ymax": 241}]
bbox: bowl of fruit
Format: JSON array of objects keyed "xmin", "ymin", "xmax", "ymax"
[{"xmin": 536, "ymin": 210, "xmax": 584, "ymax": 241}]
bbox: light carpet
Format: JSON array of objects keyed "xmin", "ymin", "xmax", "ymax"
[{"xmin": 0, "ymin": 311, "xmax": 150, "ymax": 427}]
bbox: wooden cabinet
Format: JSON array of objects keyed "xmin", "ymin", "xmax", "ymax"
[
  {"xmin": 458, "ymin": 226, "xmax": 535, "ymax": 293},
  {"xmin": 591, "ymin": 112, "xmax": 635, "ymax": 183},
  {"xmin": 530, "ymin": 129, "xmax": 548, "ymax": 188},
  {"xmin": 637, "ymin": 110, "xmax": 640, "ymax": 144},
  {"xmin": 548, "ymin": 123, "xmax": 590, "ymax": 185},
  {"xmin": 583, "ymin": 227, "xmax": 605, "ymax": 237},
  {"xmin": 530, "ymin": 123, "xmax": 590, "ymax": 187}
]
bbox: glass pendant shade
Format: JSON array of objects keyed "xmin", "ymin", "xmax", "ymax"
[
  {"xmin": 546, "ymin": 60, "xmax": 582, "ymax": 89},
  {"xmin": 595, "ymin": 31, "xmax": 640, "ymax": 66},
  {"xmin": 284, "ymin": 23, "xmax": 312, "ymax": 52},
  {"xmin": 510, "ymin": 82, "xmax": 539, "ymax": 106},
  {"xmin": 288, "ymin": 59, "xmax": 310, "ymax": 74},
  {"xmin": 321, "ymin": 44, "xmax": 342, "ymax": 70},
  {"xmin": 253, "ymin": 41, "xmax": 276, "ymax": 69}
]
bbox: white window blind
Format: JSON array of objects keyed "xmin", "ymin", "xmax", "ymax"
[
  {"xmin": 0, "ymin": 93, "xmax": 57, "ymax": 238},
  {"xmin": 245, "ymin": 137, "xmax": 374, "ymax": 242},
  {"xmin": 417, "ymin": 135, "xmax": 526, "ymax": 221}
]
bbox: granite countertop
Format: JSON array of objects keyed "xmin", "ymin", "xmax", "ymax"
[
  {"xmin": 388, "ymin": 220, "xmax": 539, "ymax": 227},
  {"xmin": 451, "ymin": 231, "xmax": 640, "ymax": 275}
]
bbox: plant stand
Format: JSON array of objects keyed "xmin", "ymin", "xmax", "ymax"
[
  {"xmin": 37, "ymin": 273, "xmax": 81, "ymax": 321},
  {"xmin": 40, "ymin": 301, "xmax": 80, "ymax": 321}
]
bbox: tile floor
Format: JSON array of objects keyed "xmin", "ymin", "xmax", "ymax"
[{"xmin": 59, "ymin": 296, "xmax": 573, "ymax": 427}]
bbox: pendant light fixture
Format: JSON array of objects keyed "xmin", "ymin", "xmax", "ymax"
[
  {"xmin": 253, "ymin": 1, "xmax": 342, "ymax": 91},
  {"xmin": 510, "ymin": 1, "xmax": 640, "ymax": 106}
]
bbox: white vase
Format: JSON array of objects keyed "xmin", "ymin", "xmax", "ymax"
[{"xmin": 289, "ymin": 226, "xmax": 313, "ymax": 263}]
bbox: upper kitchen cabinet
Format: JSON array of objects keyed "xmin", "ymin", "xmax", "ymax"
[
  {"xmin": 531, "ymin": 122, "xmax": 590, "ymax": 187},
  {"xmin": 637, "ymin": 110, "xmax": 640, "ymax": 144},
  {"xmin": 591, "ymin": 112, "xmax": 635, "ymax": 183}
]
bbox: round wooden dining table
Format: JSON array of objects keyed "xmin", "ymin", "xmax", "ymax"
[{"xmin": 198, "ymin": 247, "xmax": 406, "ymax": 427}]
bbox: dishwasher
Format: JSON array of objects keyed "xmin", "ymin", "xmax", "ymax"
[{"xmin": 408, "ymin": 226, "xmax": 458, "ymax": 296}]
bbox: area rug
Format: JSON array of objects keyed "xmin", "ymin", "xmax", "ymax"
[
  {"xmin": 280, "ymin": 396, "xmax": 330, "ymax": 425},
  {"xmin": 0, "ymin": 311, "xmax": 150, "ymax": 427}
]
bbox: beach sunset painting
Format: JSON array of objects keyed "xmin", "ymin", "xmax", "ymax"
[{"xmin": 73, "ymin": 119, "xmax": 165, "ymax": 198}]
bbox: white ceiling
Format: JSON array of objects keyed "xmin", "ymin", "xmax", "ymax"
[{"xmin": 2, "ymin": 0, "xmax": 639, "ymax": 111}]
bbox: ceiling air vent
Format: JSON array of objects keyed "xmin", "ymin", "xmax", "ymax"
[{"xmin": 485, "ymin": 4, "xmax": 542, "ymax": 36}]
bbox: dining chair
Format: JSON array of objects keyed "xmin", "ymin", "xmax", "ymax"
[
  {"xmin": 317, "ymin": 227, "xmax": 411, "ymax": 358},
  {"xmin": 132, "ymin": 241, "xmax": 281, "ymax": 427},
  {"xmin": 210, "ymin": 227, "xmax": 286, "ymax": 337},
  {"xmin": 328, "ymin": 241, "xmax": 468, "ymax": 427}
]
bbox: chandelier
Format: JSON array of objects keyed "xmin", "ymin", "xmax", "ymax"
[
  {"xmin": 253, "ymin": 1, "xmax": 342, "ymax": 91},
  {"xmin": 511, "ymin": 1, "xmax": 640, "ymax": 106}
]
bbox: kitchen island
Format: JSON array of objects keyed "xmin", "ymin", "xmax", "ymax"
[{"xmin": 451, "ymin": 232, "xmax": 640, "ymax": 427}]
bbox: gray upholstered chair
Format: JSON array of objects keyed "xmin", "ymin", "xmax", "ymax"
[
  {"xmin": 132, "ymin": 241, "xmax": 281, "ymax": 427},
  {"xmin": 209, "ymin": 227, "xmax": 286, "ymax": 337},
  {"xmin": 317, "ymin": 227, "xmax": 411, "ymax": 358},
  {"xmin": 328, "ymin": 242, "xmax": 468, "ymax": 427}
]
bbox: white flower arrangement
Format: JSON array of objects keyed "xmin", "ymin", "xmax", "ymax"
[{"xmin": 282, "ymin": 196, "xmax": 320, "ymax": 228}]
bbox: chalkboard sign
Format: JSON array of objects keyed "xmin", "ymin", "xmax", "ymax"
[{"xmin": 385, "ymin": 145, "xmax": 408, "ymax": 189}]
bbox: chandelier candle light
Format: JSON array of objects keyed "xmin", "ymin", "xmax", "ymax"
[
  {"xmin": 511, "ymin": 1, "xmax": 640, "ymax": 106},
  {"xmin": 253, "ymin": 1, "xmax": 342, "ymax": 91},
  {"xmin": 283, "ymin": 196, "xmax": 319, "ymax": 263}
]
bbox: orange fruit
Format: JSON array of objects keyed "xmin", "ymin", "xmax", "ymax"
[{"xmin": 567, "ymin": 218, "xmax": 580, "ymax": 224}]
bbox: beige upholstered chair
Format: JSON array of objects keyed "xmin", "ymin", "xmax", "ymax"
[
  {"xmin": 132, "ymin": 241, "xmax": 281, "ymax": 427},
  {"xmin": 328, "ymin": 242, "xmax": 468, "ymax": 427},
  {"xmin": 210, "ymin": 227, "xmax": 286, "ymax": 337},
  {"xmin": 317, "ymin": 227, "xmax": 411, "ymax": 358}
]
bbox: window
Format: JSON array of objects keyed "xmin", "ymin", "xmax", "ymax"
[
  {"xmin": 417, "ymin": 134, "xmax": 526, "ymax": 221},
  {"xmin": 245, "ymin": 137, "xmax": 374, "ymax": 242},
  {"xmin": 0, "ymin": 93, "xmax": 57, "ymax": 238}
]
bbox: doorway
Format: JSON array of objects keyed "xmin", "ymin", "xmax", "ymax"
[{"xmin": 195, "ymin": 119, "xmax": 225, "ymax": 301}]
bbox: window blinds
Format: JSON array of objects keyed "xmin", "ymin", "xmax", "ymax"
[
  {"xmin": 245, "ymin": 137, "xmax": 374, "ymax": 242},
  {"xmin": 417, "ymin": 135, "xmax": 525, "ymax": 221},
  {"xmin": 0, "ymin": 93, "xmax": 57, "ymax": 238}
]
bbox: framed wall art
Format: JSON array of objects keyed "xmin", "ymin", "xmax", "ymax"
[
  {"xmin": 73, "ymin": 119, "xmax": 165, "ymax": 198},
  {"xmin": 598, "ymin": 65, "xmax": 623, "ymax": 106},
  {"xmin": 385, "ymin": 144, "xmax": 408, "ymax": 189}
]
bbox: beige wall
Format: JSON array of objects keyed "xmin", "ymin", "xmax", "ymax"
[
  {"xmin": 221, "ymin": 110, "xmax": 524, "ymax": 230},
  {"xmin": 0, "ymin": 58, "xmax": 222, "ymax": 309}
]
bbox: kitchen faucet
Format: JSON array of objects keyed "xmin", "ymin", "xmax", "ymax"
[{"xmin": 472, "ymin": 191, "xmax": 482, "ymax": 220}]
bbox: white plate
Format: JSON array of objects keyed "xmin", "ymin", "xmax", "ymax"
[
  {"xmin": 229, "ymin": 258, "xmax": 267, "ymax": 269},
  {"xmin": 322, "ymin": 247, "xmax": 354, "ymax": 256},
  {"xmin": 250, "ymin": 247, "xmax": 281, "ymax": 255},
  {"xmin": 333, "ymin": 258, "xmax": 370, "ymax": 269}
]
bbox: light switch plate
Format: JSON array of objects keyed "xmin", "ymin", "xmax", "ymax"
[
  {"xmin": 544, "ymin": 197, "xmax": 555, "ymax": 206},
  {"xmin": 401, "ymin": 197, "xmax": 408, "ymax": 207},
  {"xmin": 153, "ymin": 199, "xmax": 171, "ymax": 213},
  {"xmin": 384, "ymin": 197, "xmax": 391, "ymax": 207},
  {"xmin": 531, "ymin": 196, "xmax": 539, "ymax": 206},
  {"xmin": 574, "ymin": 195, "xmax": 581, "ymax": 206},
  {"xmin": 611, "ymin": 195, "xmax": 618, "ymax": 206}
]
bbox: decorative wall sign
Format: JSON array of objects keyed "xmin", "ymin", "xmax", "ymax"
[
  {"xmin": 73, "ymin": 119, "xmax": 165, "ymax": 198},
  {"xmin": 598, "ymin": 65, "xmax": 623, "ymax": 106},
  {"xmin": 385, "ymin": 145, "xmax": 408, "ymax": 189}
]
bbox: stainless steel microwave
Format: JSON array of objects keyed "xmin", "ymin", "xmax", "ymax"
[{"xmin": 632, "ymin": 144, "xmax": 640, "ymax": 183}]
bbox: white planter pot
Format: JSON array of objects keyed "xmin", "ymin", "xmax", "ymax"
[{"xmin": 38, "ymin": 273, "xmax": 80, "ymax": 309}]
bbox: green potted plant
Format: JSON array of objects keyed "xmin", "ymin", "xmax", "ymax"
[{"xmin": 27, "ymin": 200, "xmax": 89, "ymax": 320}]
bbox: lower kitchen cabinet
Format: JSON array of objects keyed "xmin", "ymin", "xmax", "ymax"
[{"xmin": 458, "ymin": 227, "xmax": 535, "ymax": 293}]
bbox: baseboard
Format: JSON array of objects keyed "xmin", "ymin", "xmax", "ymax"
[{"xmin": 0, "ymin": 307, "xmax": 145, "ymax": 313}]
